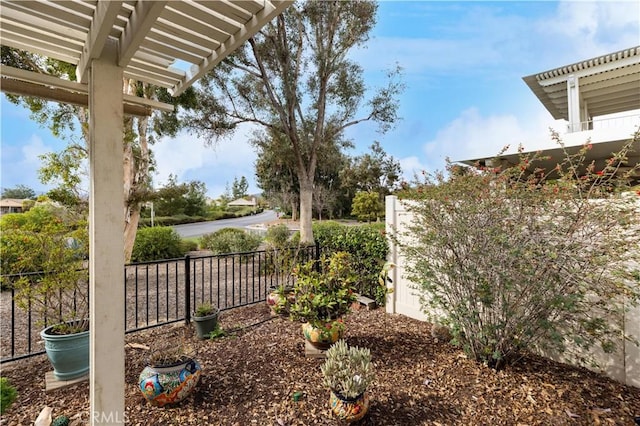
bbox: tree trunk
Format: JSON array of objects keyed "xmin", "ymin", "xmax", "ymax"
[{"xmin": 299, "ymin": 179, "xmax": 314, "ymax": 244}]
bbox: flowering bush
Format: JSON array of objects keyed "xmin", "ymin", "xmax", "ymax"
[
  {"xmin": 289, "ymin": 251, "xmax": 358, "ymax": 328},
  {"xmin": 396, "ymin": 130, "xmax": 640, "ymax": 369}
]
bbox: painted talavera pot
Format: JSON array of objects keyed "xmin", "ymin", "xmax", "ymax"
[
  {"xmin": 302, "ymin": 320, "xmax": 344, "ymax": 349},
  {"xmin": 139, "ymin": 358, "xmax": 201, "ymax": 406},
  {"xmin": 40, "ymin": 322, "xmax": 90, "ymax": 380},
  {"xmin": 329, "ymin": 390, "xmax": 369, "ymax": 422}
]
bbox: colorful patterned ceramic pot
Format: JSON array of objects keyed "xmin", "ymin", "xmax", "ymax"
[
  {"xmin": 302, "ymin": 320, "xmax": 344, "ymax": 349},
  {"xmin": 329, "ymin": 390, "xmax": 369, "ymax": 422},
  {"xmin": 139, "ymin": 357, "xmax": 201, "ymax": 406}
]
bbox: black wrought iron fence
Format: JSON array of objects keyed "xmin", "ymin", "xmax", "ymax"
[{"xmin": 1, "ymin": 243, "xmax": 319, "ymax": 363}]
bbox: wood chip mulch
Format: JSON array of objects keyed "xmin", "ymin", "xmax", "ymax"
[{"xmin": 1, "ymin": 303, "xmax": 639, "ymax": 425}]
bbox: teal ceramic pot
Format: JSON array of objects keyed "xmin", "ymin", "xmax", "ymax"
[
  {"xmin": 40, "ymin": 322, "xmax": 90, "ymax": 380},
  {"xmin": 139, "ymin": 358, "xmax": 202, "ymax": 406}
]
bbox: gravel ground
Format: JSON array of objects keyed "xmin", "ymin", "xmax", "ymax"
[{"xmin": 1, "ymin": 303, "xmax": 639, "ymax": 425}]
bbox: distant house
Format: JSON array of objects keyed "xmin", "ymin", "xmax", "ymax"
[
  {"xmin": 227, "ymin": 197, "xmax": 257, "ymax": 208},
  {"xmin": 0, "ymin": 198, "xmax": 25, "ymax": 215}
]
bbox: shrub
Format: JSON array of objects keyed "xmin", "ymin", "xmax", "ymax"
[
  {"xmin": 200, "ymin": 228, "xmax": 262, "ymax": 254},
  {"xmin": 131, "ymin": 227, "xmax": 184, "ymax": 262},
  {"xmin": 264, "ymin": 224, "xmax": 292, "ymax": 249},
  {"xmin": 1, "ymin": 377, "xmax": 17, "ymax": 414},
  {"xmin": 179, "ymin": 239, "xmax": 199, "ymax": 252},
  {"xmin": 396, "ymin": 131, "xmax": 640, "ymax": 369},
  {"xmin": 295, "ymin": 221, "xmax": 389, "ymax": 305},
  {"xmin": 351, "ymin": 191, "xmax": 384, "ymax": 223}
]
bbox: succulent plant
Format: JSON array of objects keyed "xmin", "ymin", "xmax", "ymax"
[{"xmin": 320, "ymin": 340, "xmax": 374, "ymax": 399}]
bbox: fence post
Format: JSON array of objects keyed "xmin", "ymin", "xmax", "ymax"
[
  {"xmin": 314, "ymin": 240, "xmax": 321, "ymax": 272},
  {"xmin": 184, "ymin": 255, "xmax": 191, "ymax": 325}
]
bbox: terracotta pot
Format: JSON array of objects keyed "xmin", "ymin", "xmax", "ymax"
[
  {"xmin": 138, "ymin": 357, "xmax": 201, "ymax": 407},
  {"xmin": 329, "ymin": 390, "xmax": 369, "ymax": 422},
  {"xmin": 301, "ymin": 321, "xmax": 344, "ymax": 349}
]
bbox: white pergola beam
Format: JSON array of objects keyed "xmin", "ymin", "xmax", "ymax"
[
  {"xmin": 171, "ymin": 0, "xmax": 292, "ymax": 96},
  {"xmin": 538, "ymin": 56, "xmax": 640, "ymax": 87},
  {"xmin": 76, "ymin": 1, "xmax": 123, "ymax": 83},
  {"xmin": 119, "ymin": 1, "xmax": 167, "ymax": 69},
  {"xmin": 0, "ymin": 65, "xmax": 175, "ymax": 113}
]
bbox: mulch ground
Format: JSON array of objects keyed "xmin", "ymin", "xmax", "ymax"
[{"xmin": 1, "ymin": 303, "xmax": 639, "ymax": 425}]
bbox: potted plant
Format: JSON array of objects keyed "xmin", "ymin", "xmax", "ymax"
[
  {"xmin": 138, "ymin": 341, "xmax": 201, "ymax": 407},
  {"xmin": 192, "ymin": 302, "xmax": 220, "ymax": 339},
  {"xmin": 5, "ymin": 204, "xmax": 90, "ymax": 381},
  {"xmin": 289, "ymin": 251, "xmax": 358, "ymax": 348},
  {"xmin": 321, "ymin": 339, "xmax": 375, "ymax": 422},
  {"xmin": 266, "ymin": 284, "xmax": 295, "ymax": 315}
]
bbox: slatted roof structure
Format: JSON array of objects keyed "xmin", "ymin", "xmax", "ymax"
[
  {"xmin": 1, "ymin": 0, "xmax": 291, "ymax": 107},
  {"xmin": 523, "ymin": 46, "xmax": 640, "ymax": 121},
  {"xmin": 0, "ymin": 2, "xmax": 292, "ymax": 423}
]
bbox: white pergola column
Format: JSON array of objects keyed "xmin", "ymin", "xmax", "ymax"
[
  {"xmin": 566, "ymin": 74, "xmax": 581, "ymax": 132},
  {"xmin": 89, "ymin": 39, "xmax": 125, "ymax": 425}
]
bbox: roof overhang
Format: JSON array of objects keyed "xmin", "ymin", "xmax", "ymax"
[
  {"xmin": 459, "ymin": 138, "xmax": 640, "ymax": 183},
  {"xmin": 522, "ymin": 46, "xmax": 640, "ymax": 120},
  {"xmin": 0, "ymin": 0, "xmax": 292, "ymax": 105}
]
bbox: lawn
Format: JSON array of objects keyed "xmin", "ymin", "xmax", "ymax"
[{"xmin": 1, "ymin": 303, "xmax": 639, "ymax": 425}]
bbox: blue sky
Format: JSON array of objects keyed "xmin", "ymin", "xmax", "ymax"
[{"xmin": 2, "ymin": 0, "xmax": 639, "ymax": 198}]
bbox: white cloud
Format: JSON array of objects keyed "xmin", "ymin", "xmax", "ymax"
[
  {"xmin": 398, "ymin": 155, "xmax": 428, "ymax": 182},
  {"xmin": 153, "ymin": 124, "xmax": 260, "ymax": 198},
  {"xmin": 420, "ymin": 107, "xmax": 568, "ymax": 172},
  {"xmin": 1, "ymin": 134, "xmax": 57, "ymax": 194}
]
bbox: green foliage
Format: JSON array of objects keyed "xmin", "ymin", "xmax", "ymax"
[
  {"xmin": 0, "ymin": 377, "xmax": 17, "ymax": 415},
  {"xmin": 295, "ymin": 222, "xmax": 389, "ymax": 305},
  {"xmin": 131, "ymin": 227, "xmax": 184, "ymax": 262},
  {"xmin": 265, "ymin": 224, "xmax": 292, "ymax": 249},
  {"xmin": 289, "ymin": 252, "xmax": 358, "ymax": 327},
  {"xmin": 351, "ymin": 191, "xmax": 384, "ymax": 223},
  {"xmin": 231, "ymin": 176, "xmax": 249, "ymax": 199},
  {"xmin": 199, "ymin": 228, "xmax": 262, "ymax": 255},
  {"xmin": 1, "ymin": 204, "xmax": 89, "ymax": 332},
  {"xmin": 1, "ymin": 184, "xmax": 36, "ymax": 199},
  {"xmin": 194, "ymin": 302, "xmax": 218, "ymax": 317},
  {"xmin": 153, "ymin": 175, "xmax": 208, "ymax": 217},
  {"xmin": 397, "ymin": 131, "xmax": 640, "ymax": 369},
  {"xmin": 321, "ymin": 340, "xmax": 374, "ymax": 399},
  {"xmin": 179, "ymin": 238, "xmax": 199, "ymax": 253}
]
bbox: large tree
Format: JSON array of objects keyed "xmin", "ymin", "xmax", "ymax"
[
  {"xmin": 187, "ymin": 0, "xmax": 403, "ymax": 243},
  {"xmin": 1, "ymin": 48, "xmax": 196, "ymax": 261},
  {"xmin": 340, "ymin": 141, "xmax": 402, "ymax": 208},
  {"xmin": 1, "ymin": 184, "xmax": 36, "ymax": 200}
]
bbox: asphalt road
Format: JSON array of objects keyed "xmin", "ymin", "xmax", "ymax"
[{"xmin": 172, "ymin": 210, "xmax": 278, "ymax": 238}]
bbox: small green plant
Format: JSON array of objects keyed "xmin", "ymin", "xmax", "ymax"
[
  {"xmin": 0, "ymin": 377, "xmax": 17, "ymax": 415},
  {"xmin": 207, "ymin": 325, "xmax": 227, "ymax": 340},
  {"xmin": 289, "ymin": 252, "xmax": 358, "ymax": 328},
  {"xmin": 131, "ymin": 226, "xmax": 184, "ymax": 262},
  {"xmin": 320, "ymin": 340, "xmax": 374, "ymax": 399},
  {"xmin": 194, "ymin": 303, "xmax": 217, "ymax": 317}
]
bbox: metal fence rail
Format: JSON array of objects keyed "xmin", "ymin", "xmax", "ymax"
[{"xmin": 1, "ymin": 243, "xmax": 319, "ymax": 363}]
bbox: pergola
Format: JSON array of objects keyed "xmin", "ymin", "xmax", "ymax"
[{"xmin": 0, "ymin": 1, "xmax": 291, "ymax": 423}]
